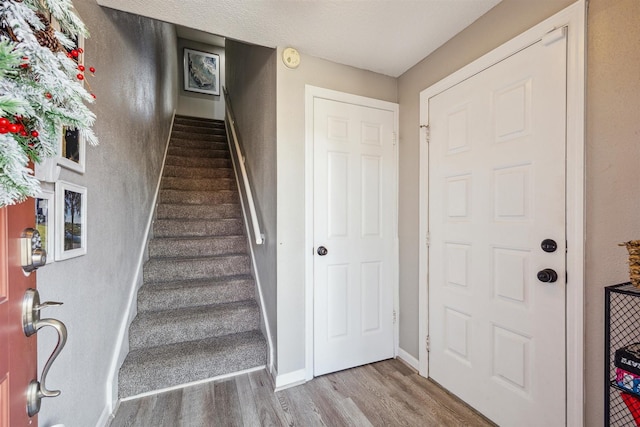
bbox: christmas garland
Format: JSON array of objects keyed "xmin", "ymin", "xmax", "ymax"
[{"xmin": 0, "ymin": 0, "xmax": 97, "ymax": 207}]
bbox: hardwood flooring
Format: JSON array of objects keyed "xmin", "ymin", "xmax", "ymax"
[{"xmin": 108, "ymin": 358, "xmax": 494, "ymax": 427}]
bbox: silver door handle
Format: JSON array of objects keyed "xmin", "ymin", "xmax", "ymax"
[{"xmin": 22, "ymin": 288, "xmax": 67, "ymax": 417}]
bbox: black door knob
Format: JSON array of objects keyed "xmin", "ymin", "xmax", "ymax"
[
  {"xmin": 537, "ymin": 268, "xmax": 558, "ymax": 283},
  {"xmin": 317, "ymin": 246, "xmax": 328, "ymax": 256}
]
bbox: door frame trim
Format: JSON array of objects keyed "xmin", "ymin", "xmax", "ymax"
[
  {"xmin": 417, "ymin": 1, "xmax": 585, "ymax": 425},
  {"xmin": 304, "ymin": 85, "xmax": 400, "ymax": 381}
]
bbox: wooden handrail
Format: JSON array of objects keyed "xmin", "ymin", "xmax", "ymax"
[{"xmin": 223, "ymin": 87, "xmax": 264, "ymax": 245}]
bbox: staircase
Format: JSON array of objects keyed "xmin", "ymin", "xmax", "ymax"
[{"xmin": 118, "ymin": 115, "xmax": 267, "ymax": 398}]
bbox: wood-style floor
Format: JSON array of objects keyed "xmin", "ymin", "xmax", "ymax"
[{"xmin": 108, "ymin": 359, "xmax": 494, "ymax": 427}]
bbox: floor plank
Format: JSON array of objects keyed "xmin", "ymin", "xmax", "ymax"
[{"xmin": 108, "ymin": 359, "xmax": 495, "ymax": 427}]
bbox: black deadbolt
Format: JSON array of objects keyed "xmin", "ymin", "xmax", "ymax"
[
  {"xmin": 541, "ymin": 239, "xmax": 558, "ymax": 253},
  {"xmin": 317, "ymin": 246, "xmax": 328, "ymax": 256},
  {"xmin": 537, "ymin": 268, "xmax": 558, "ymax": 283}
]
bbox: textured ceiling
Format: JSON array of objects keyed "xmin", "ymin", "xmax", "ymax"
[{"xmin": 97, "ymin": 0, "xmax": 502, "ymax": 77}]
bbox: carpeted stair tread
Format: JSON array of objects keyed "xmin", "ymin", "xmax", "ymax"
[
  {"xmin": 149, "ymin": 235, "xmax": 248, "ymax": 258},
  {"xmin": 155, "ymin": 203, "xmax": 241, "ymax": 220},
  {"xmin": 162, "ymin": 165, "xmax": 234, "ymax": 179},
  {"xmin": 153, "ymin": 218, "xmax": 244, "ymax": 238},
  {"xmin": 143, "ymin": 254, "xmax": 251, "ymax": 282},
  {"xmin": 118, "ymin": 330, "xmax": 267, "ymax": 397},
  {"xmin": 165, "ymin": 155, "xmax": 231, "ymax": 169},
  {"xmin": 158, "ymin": 189, "xmax": 239, "ymax": 205},
  {"xmin": 129, "ymin": 300, "xmax": 260, "ymax": 350},
  {"xmin": 166, "ymin": 146, "xmax": 230, "ymax": 159},
  {"xmin": 168, "ymin": 139, "xmax": 228, "ymax": 150},
  {"xmin": 172, "ymin": 124, "xmax": 226, "ymax": 135},
  {"xmin": 174, "ymin": 115, "xmax": 223, "ymax": 126},
  {"xmin": 137, "ymin": 276, "xmax": 255, "ymax": 312},
  {"xmin": 170, "ymin": 130, "xmax": 225, "ymax": 142},
  {"xmin": 161, "ymin": 176, "xmax": 236, "ymax": 191}
]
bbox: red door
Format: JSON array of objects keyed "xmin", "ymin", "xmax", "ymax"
[{"xmin": 0, "ymin": 199, "xmax": 38, "ymax": 427}]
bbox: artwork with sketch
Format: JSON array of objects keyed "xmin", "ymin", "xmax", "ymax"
[{"xmin": 184, "ymin": 48, "xmax": 220, "ymax": 95}]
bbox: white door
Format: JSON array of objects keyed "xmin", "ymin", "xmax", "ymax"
[
  {"xmin": 313, "ymin": 96, "xmax": 397, "ymax": 376},
  {"xmin": 428, "ymin": 29, "xmax": 567, "ymax": 426}
]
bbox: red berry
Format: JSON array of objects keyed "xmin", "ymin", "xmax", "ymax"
[
  {"xmin": 31, "ymin": 130, "xmax": 39, "ymax": 138},
  {"xmin": 76, "ymin": 73, "xmax": 84, "ymax": 80},
  {"xmin": 20, "ymin": 63, "xmax": 28, "ymax": 69},
  {"xmin": 78, "ymin": 65, "xmax": 85, "ymax": 71},
  {"xmin": 0, "ymin": 127, "xmax": 7, "ymax": 134},
  {"xmin": 67, "ymin": 53, "xmax": 73, "ymax": 58},
  {"xmin": 17, "ymin": 124, "xmax": 24, "ymax": 131},
  {"xmin": 78, "ymin": 48, "xmax": 84, "ymax": 53},
  {"xmin": 91, "ymin": 93, "xmax": 96, "ymax": 99},
  {"xmin": 8, "ymin": 124, "xmax": 19, "ymax": 133},
  {"xmin": 45, "ymin": 93, "xmax": 52, "ymax": 99},
  {"xmin": 89, "ymin": 67, "xmax": 96, "ymax": 73},
  {"xmin": 19, "ymin": 130, "xmax": 27, "ymax": 137},
  {"xmin": 0, "ymin": 118, "xmax": 8, "ymax": 126},
  {"xmin": 71, "ymin": 50, "xmax": 79, "ymax": 58}
]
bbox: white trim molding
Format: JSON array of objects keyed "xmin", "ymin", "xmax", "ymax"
[
  {"xmin": 398, "ymin": 348, "xmax": 420, "ymax": 372},
  {"xmin": 274, "ymin": 368, "xmax": 307, "ymax": 392},
  {"xmin": 418, "ymin": 2, "xmax": 585, "ymax": 425}
]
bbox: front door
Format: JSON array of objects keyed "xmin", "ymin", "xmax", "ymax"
[
  {"xmin": 312, "ymin": 95, "xmax": 397, "ymax": 376},
  {"xmin": 428, "ymin": 29, "xmax": 567, "ymax": 425},
  {"xmin": 0, "ymin": 200, "xmax": 38, "ymax": 426}
]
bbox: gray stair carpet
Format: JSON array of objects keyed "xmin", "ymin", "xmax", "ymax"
[{"xmin": 118, "ymin": 115, "xmax": 267, "ymax": 398}]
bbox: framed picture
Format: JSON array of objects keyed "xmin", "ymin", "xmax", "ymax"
[
  {"xmin": 58, "ymin": 34, "xmax": 85, "ymax": 173},
  {"xmin": 55, "ymin": 181, "xmax": 87, "ymax": 260},
  {"xmin": 183, "ymin": 48, "xmax": 220, "ymax": 95},
  {"xmin": 35, "ymin": 189, "xmax": 55, "ymax": 264}
]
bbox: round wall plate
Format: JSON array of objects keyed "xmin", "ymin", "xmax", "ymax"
[{"xmin": 282, "ymin": 47, "xmax": 301, "ymax": 69}]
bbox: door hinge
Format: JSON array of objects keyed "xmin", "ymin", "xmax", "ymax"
[
  {"xmin": 426, "ymin": 335, "xmax": 430, "ymax": 353},
  {"xmin": 393, "ymin": 309, "xmax": 397, "ymax": 324},
  {"xmin": 426, "ymin": 232, "xmax": 430, "ymax": 247},
  {"xmin": 392, "ymin": 131, "xmax": 397, "ymax": 146},
  {"xmin": 420, "ymin": 124, "xmax": 430, "ymax": 144}
]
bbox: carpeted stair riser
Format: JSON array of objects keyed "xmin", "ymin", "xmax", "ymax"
[
  {"xmin": 166, "ymin": 146, "xmax": 230, "ymax": 159},
  {"xmin": 153, "ymin": 219, "xmax": 244, "ymax": 238},
  {"xmin": 149, "ymin": 236, "xmax": 248, "ymax": 258},
  {"xmin": 161, "ymin": 177, "xmax": 236, "ymax": 191},
  {"xmin": 143, "ymin": 255, "xmax": 251, "ymax": 283},
  {"xmin": 162, "ymin": 165, "xmax": 234, "ymax": 180},
  {"xmin": 170, "ymin": 130, "xmax": 225, "ymax": 141},
  {"xmin": 165, "ymin": 155, "xmax": 231, "ymax": 169},
  {"xmin": 169, "ymin": 139, "xmax": 228, "ymax": 150},
  {"xmin": 118, "ymin": 116, "xmax": 266, "ymax": 398},
  {"xmin": 137, "ymin": 277, "xmax": 255, "ymax": 312},
  {"xmin": 129, "ymin": 300, "xmax": 260, "ymax": 350},
  {"xmin": 172, "ymin": 124, "xmax": 226, "ymax": 135},
  {"xmin": 119, "ymin": 330, "xmax": 266, "ymax": 397},
  {"xmin": 158, "ymin": 189, "xmax": 238, "ymax": 205},
  {"xmin": 155, "ymin": 204, "xmax": 241, "ymax": 220}
]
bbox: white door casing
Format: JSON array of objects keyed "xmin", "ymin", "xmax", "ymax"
[
  {"xmin": 418, "ymin": 2, "xmax": 585, "ymax": 426},
  {"xmin": 305, "ymin": 87, "xmax": 399, "ymax": 378}
]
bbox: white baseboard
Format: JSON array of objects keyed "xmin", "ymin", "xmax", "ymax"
[
  {"xmin": 102, "ymin": 110, "xmax": 177, "ymax": 419},
  {"xmin": 95, "ymin": 404, "xmax": 112, "ymax": 427},
  {"xmin": 398, "ymin": 348, "xmax": 420, "ymax": 371},
  {"xmin": 274, "ymin": 368, "xmax": 307, "ymax": 392}
]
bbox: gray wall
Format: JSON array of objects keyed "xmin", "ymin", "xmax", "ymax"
[
  {"xmin": 224, "ymin": 39, "xmax": 278, "ymax": 366},
  {"xmin": 177, "ymin": 38, "xmax": 225, "ymax": 120},
  {"xmin": 585, "ymin": 0, "xmax": 640, "ymax": 423},
  {"xmin": 35, "ymin": 2, "xmax": 178, "ymax": 426},
  {"xmin": 275, "ymin": 49, "xmax": 397, "ymax": 375}
]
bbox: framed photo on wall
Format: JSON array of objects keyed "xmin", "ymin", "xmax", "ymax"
[
  {"xmin": 35, "ymin": 189, "xmax": 55, "ymax": 264},
  {"xmin": 55, "ymin": 180, "xmax": 87, "ymax": 260},
  {"xmin": 183, "ymin": 48, "xmax": 220, "ymax": 95},
  {"xmin": 57, "ymin": 34, "xmax": 86, "ymax": 173}
]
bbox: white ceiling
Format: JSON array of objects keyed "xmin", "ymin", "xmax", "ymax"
[{"xmin": 97, "ymin": 0, "xmax": 502, "ymax": 77}]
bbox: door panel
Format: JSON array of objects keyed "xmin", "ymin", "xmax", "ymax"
[
  {"xmin": 313, "ymin": 97, "xmax": 396, "ymax": 376},
  {"xmin": 428, "ymin": 31, "xmax": 567, "ymax": 426},
  {"xmin": 0, "ymin": 200, "xmax": 38, "ymax": 427}
]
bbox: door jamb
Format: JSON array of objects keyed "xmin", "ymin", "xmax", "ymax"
[
  {"xmin": 304, "ymin": 85, "xmax": 400, "ymax": 381},
  {"xmin": 417, "ymin": 1, "xmax": 585, "ymax": 425}
]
